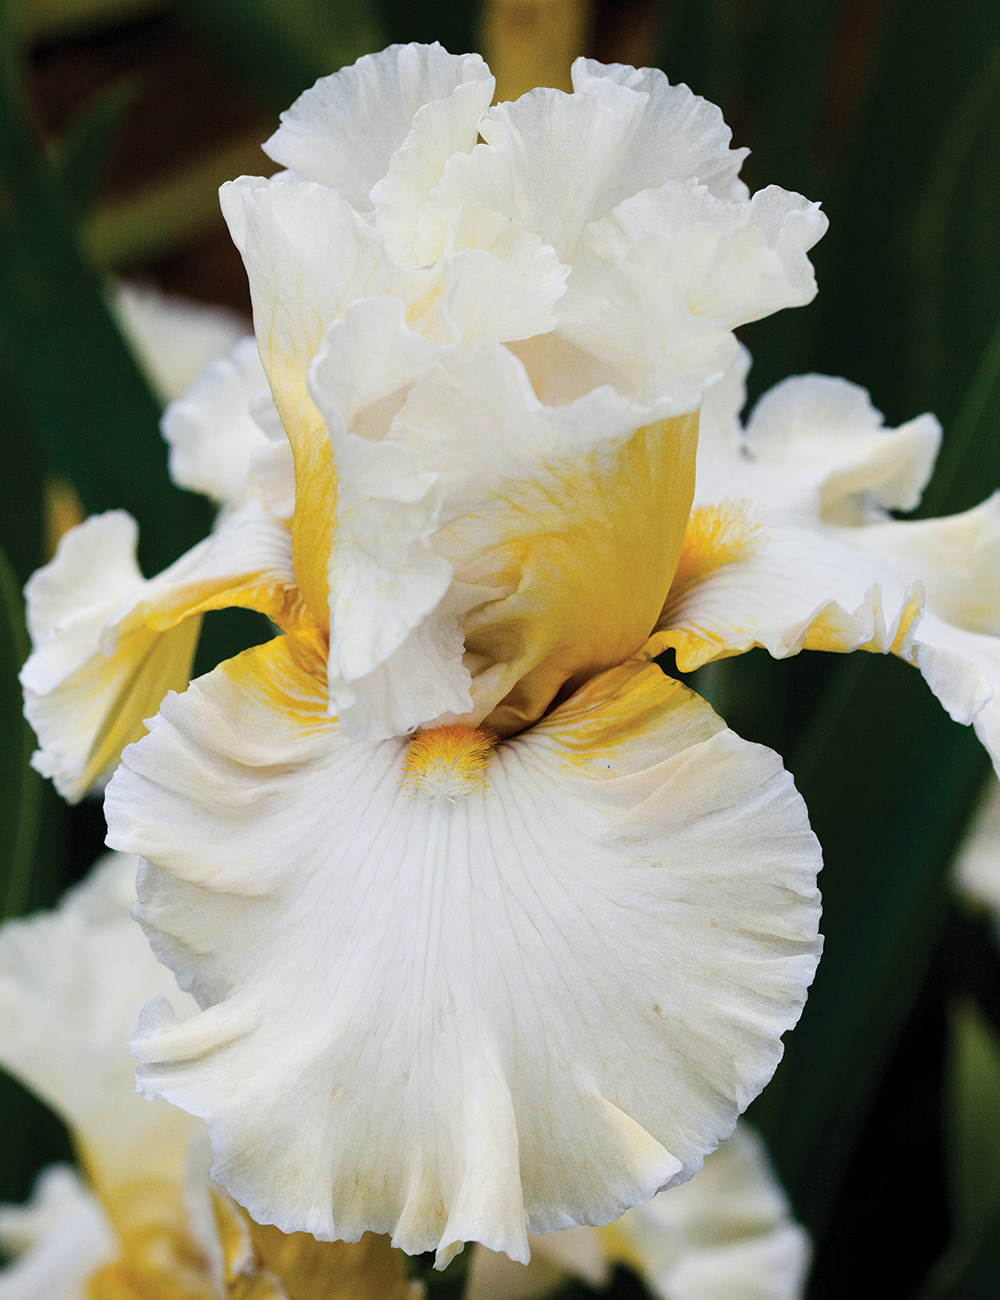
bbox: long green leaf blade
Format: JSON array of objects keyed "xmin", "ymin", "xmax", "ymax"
[{"xmin": 0, "ymin": 42, "xmax": 210, "ymax": 574}]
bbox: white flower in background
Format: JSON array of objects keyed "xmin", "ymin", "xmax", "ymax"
[
  {"xmin": 651, "ymin": 347, "xmax": 1000, "ymax": 772},
  {"xmin": 467, "ymin": 1124, "xmax": 810, "ymax": 1300},
  {"xmin": 0, "ymin": 852, "xmax": 216, "ymax": 1299},
  {"xmin": 0, "ymin": 853, "xmax": 410, "ymax": 1300},
  {"xmin": 954, "ymin": 777, "xmax": 1000, "ymax": 928},
  {"xmin": 24, "ymin": 43, "xmax": 830, "ymax": 1268},
  {"xmin": 110, "ymin": 281, "xmax": 247, "ymax": 406}
]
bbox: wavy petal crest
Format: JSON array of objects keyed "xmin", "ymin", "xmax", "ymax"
[
  {"xmin": 264, "ymin": 44, "xmax": 493, "ymax": 207},
  {"xmin": 106, "ymin": 641, "xmax": 821, "ymax": 1264}
]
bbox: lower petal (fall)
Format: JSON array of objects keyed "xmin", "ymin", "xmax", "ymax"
[{"xmin": 105, "ymin": 637, "xmax": 821, "ymax": 1265}]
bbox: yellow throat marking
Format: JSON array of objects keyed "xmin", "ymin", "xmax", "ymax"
[
  {"xmin": 670, "ymin": 498, "xmax": 770, "ymax": 598},
  {"xmin": 402, "ymin": 726, "xmax": 497, "ymax": 802}
]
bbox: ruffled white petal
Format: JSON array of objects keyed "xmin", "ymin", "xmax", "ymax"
[
  {"xmin": 570, "ymin": 59, "xmax": 750, "ymax": 203},
  {"xmin": 110, "ymin": 282, "xmax": 246, "ymax": 405},
  {"xmin": 741, "ymin": 374, "xmax": 941, "ymax": 524},
  {"xmin": 855, "ymin": 495, "xmax": 1000, "ymax": 634},
  {"xmin": 422, "ymin": 60, "xmax": 756, "ymax": 266},
  {"xmin": 220, "ymin": 175, "xmax": 405, "ymax": 454},
  {"xmin": 371, "ymin": 75, "xmax": 496, "ymax": 267},
  {"xmin": 557, "ymin": 183, "xmax": 826, "ymax": 407},
  {"xmin": 160, "ymin": 335, "xmax": 294, "ymax": 514},
  {"xmin": 658, "ymin": 515, "xmax": 927, "ymax": 669},
  {"xmin": 0, "ymin": 1166, "xmax": 116, "ymax": 1300},
  {"xmin": 660, "ymin": 513, "xmax": 1000, "ymax": 772},
  {"xmin": 655, "ymin": 358, "xmax": 1000, "ymax": 772},
  {"xmin": 21, "ymin": 502, "xmax": 295, "ymax": 800},
  {"xmin": 221, "ymin": 174, "xmax": 568, "ymax": 462},
  {"xmin": 307, "ymin": 301, "xmax": 473, "ymax": 733},
  {"xmin": 0, "ymin": 853, "xmax": 200, "ymax": 1193},
  {"xmin": 105, "ymin": 640, "xmax": 821, "ymax": 1264},
  {"xmin": 421, "ymin": 87, "xmax": 647, "ymax": 264},
  {"xmin": 263, "ymin": 45, "xmax": 493, "ymax": 207}
]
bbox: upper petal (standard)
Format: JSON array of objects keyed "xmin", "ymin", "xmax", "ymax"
[{"xmin": 263, "ymin": 44, "xmax": 493, "ymax": 207}]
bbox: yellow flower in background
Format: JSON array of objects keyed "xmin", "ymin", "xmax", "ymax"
[
  {"xmin": 0, "ymin": 852, "xmax": 410, "ymax": 1300},
  {"xmin": 22, "ymin": 42, "xmax": 832, "ymax": 1267}
]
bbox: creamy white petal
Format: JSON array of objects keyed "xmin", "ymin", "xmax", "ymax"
[
  {"xmin": 657, "ymin": 514, "xmax": 926, "ymax": 667},
  {"xmin": 222, "ymin": 175, "xmax": 567, "ymax": 463},
  {"xmin": 371, "ymin": 75, "xmax": 496, "ymax": 267},
  {"xmin": 264, "ymin": 45, "xmax": 492, "ymax": 206},
  {"xmin": 423, "ymin": 87, "xmax": 650, "ymax": 263},
  {"xmin": 0, "ymin": 1166, "xmax": 115, "ymax": 1300},
  {"xmin": 306, "ymin": 298, "xmax": 456, "ymax": 728},
  {"xmin": 854, "ymin": 495, "xmax": 1000, "ymax": 634},
  {"xmin": 468, "ymin": 1122, "xmax": 808, "ymax": 1300},
  {"xmin": 161, "ymin": 335, "xmax": 276, "ymax": 511},
  {"xmin": 438, "ymin": 230, "xmax": 568, "ymax": 345},
  {"xmin": 655, "ymin": 482, "xmax": 1000, "ymax": 774},
  {"xmin": 105, "ymin": 641, "xmax": 821, "ymax": 1264},
  {"xmin": 0, "ymin": 853, "xmax": 200, "ymax": 1193},
  {"xmin": 610, "ymin": 1124, "xmax": 809, "ymax": 1300},
  {"xmin": 21, "ymin": 503, "xmax": 296, "ymax": 800},
  {"xmin": 422, "ymin": 62, "xmax": 756, "ymax": 265},
  {"xmin": 110, "ymin": 282, "xmax": 246, "ymax": 406},
  {"xmin": 219, "ymin": 175, "xmax": 409, "ymax": 451},
  {"xmin": 570, "ymin": 59, "xmax": 750, "ymax": 202},
  {"xmin": 557, "ymin": 183, "xmax": 826, "ymax": 407},
  {"xmin": 741, "ymin": 374, "xmax": 941, "ymax": 524}
]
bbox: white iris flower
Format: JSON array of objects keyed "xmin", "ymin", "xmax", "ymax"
[{"xmin": 20, "ymin": 43, "xmax": 837, "ymax": 1266}]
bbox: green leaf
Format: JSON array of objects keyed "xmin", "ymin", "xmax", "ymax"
[
  {"xmin": 0, "ymin": 33, "xmax": 211, "ymax": 574},
  {"xmin": 947, "ymin": 1002, "xmax": 1000, "ymax": 1256},
  {"xmin": 0, "ymin": 543, "xmax": 38, "ymax": 923},
  {"xmin": 813, "ymin": 0, "xmax": 1000, "ymax": 427},
  {"xmin": 917, "ymin": 1001, "xmax": 1000, "ymax": 1297},
  {"xmin": 909, "ymin": 42, "xmax": 1000, "ymax": 433},
  {"xmin": 178, "ymin": 0, "xmax": 386, "ymax": 115},
  {"xmin": 49, "ymin": 77, "xmax": 139, "ymax": 221},
  {"xmin": 918, "ymin": 307, "xmax": 1000, "ymax": 520}
]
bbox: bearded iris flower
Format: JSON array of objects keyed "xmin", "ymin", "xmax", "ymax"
[{"xmin": 22, "ymin": 43, "xmax": 838, "ymax": 1265}]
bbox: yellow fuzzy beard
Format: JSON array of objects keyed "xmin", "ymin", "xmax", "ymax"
[{"xmin": 402, "ymin": 725, "xmax": 497, "ymax": 802}]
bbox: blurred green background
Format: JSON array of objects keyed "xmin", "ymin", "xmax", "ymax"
[{"xmin": 2, "ymin": 0, "xmax": 1000, "ymax": 1296}]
